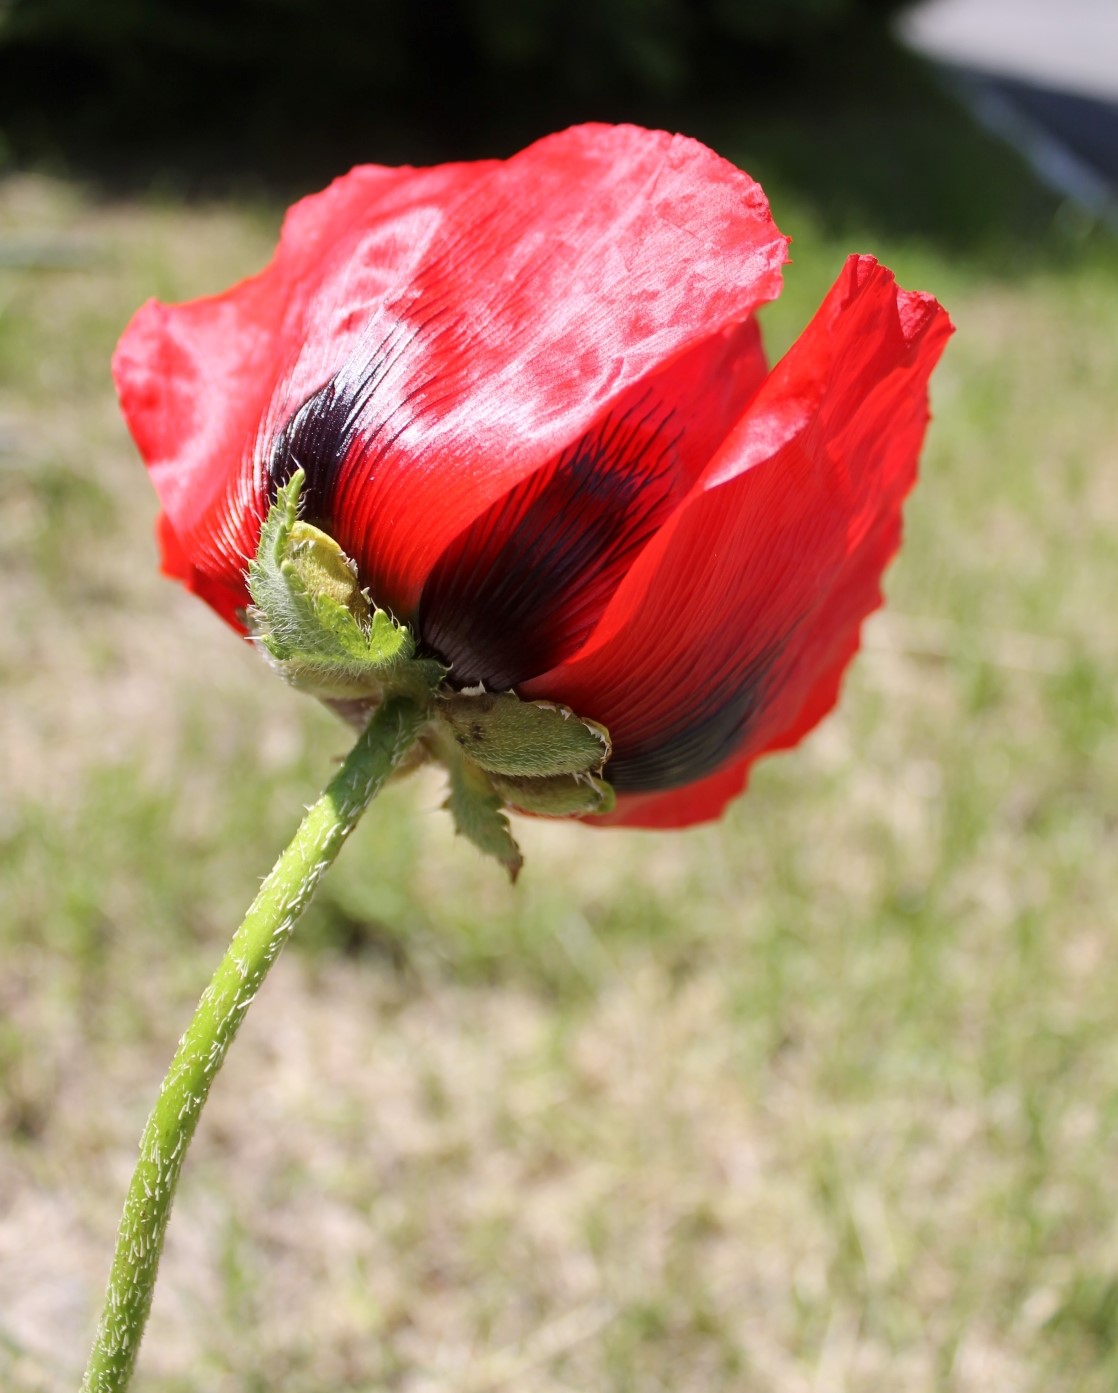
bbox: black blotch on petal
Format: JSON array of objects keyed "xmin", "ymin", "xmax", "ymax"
[
  {"xmin": 419, "ymin": 397, "xmax": 684, "ymax": 690},
  {"xmin": 265, "ymin": 324, "xmax": 416, "ymax": 529},
  {"xmin": 268, "ymin": 377, "xmax": 353, "ymax": 525},
  {"xmin": 606, "ymin": 643, "xmax": 783, "ymax": 794}
]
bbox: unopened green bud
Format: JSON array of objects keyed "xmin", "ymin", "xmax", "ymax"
[{"xmin": 284, "ymin": 521, "xmax": 370, "ymax": 624}]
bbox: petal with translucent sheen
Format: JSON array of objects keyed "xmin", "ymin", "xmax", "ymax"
[{"xmin": 114, "ymin": 126, "xmax": 788, "ymax": 627}]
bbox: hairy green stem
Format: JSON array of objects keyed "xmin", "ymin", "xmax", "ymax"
[{"xmin": 81, "ymin": 697, "xmax": 426, "ymax": 1393}]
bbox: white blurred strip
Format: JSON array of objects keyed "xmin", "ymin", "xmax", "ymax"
[{"xmin": 900, "ymin": 0, "xmax": 1118, "ymax": 103}]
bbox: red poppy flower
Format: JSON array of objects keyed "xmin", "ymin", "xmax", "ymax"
[{"xmin": 114, "ymin": 123, "xmax": 952, "ymax": 830}]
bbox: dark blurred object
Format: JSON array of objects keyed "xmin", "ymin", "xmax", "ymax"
[{"xmin": 0, "ymin": 0, "xmax": 915, "ymax": 179}]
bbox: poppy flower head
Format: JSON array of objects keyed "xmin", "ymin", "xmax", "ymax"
[{"xmin": 115, "ymin": 123, "xmax": 952, "ymax": 834}]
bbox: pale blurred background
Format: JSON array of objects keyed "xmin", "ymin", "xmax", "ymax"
[{"xmin": 1, "ymin": 2, "xmax": 1116, "ymax": 1390}]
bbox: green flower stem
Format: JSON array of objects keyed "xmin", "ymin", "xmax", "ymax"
[{"xmin": 81, "ymin": 696, "xmax": 427, "ymax": 1393}]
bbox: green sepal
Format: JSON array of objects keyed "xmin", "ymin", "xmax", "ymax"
[
  {"xmin": 443, "ymin": 752, "xmax": 524, "ymax": 883},
  {"xmin": 491, "ymin": 772, "xmax": 617, "ymax": 818},
  {"xmin": 437, "ymin": 690, "xmax": 611, "ymax": 778},
  {"xmin": 247, "ymin": 470, "xmax": 443, "ymax": 702}
]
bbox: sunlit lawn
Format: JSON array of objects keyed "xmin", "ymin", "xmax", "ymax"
[{"xmin": 2, "ymin": 79, "xmax": 1117, "ymax": 1391}]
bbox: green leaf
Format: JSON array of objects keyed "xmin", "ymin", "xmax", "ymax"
[
  {"xmin": 443, "ymin": 753, "xmax": 524, "ymax": 883},
  {"xmin": 491, "ymin": 772, "xmax": 617, "ymax": 817},
  {"xmin": 437, "ymin": 691, "xmax": 611, "ymax": 778},
  {"xmin": 247, "ymin": 470, "xmax": 442, "ymax": 701}
]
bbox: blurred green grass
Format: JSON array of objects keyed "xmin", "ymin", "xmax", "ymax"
[{"xmin": 2, "ymin": 74, "xmax": 1118, "ymax": 1392}]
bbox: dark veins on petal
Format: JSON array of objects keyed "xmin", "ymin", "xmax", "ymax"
[
  {"xmin": 419, "ymin": 396, "xmax": 686, "ymax": 690},
  {"xmin": 268, "ymin": 376, "xmax": 352, "ymax": 521},
  {"xmin": 606, "ymin": 641, "xmax": 785, "ymax": 793},
  {"xmin": 265, "ymin": 322, "xmax": 423, "ymax": 528}
]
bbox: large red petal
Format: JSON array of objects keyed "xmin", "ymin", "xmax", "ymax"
[
  {"xmin": 417, "ymin": 317, "xmax": 768, "ymax": 688},
  {"xmin": 115, "ymin": 125, "xmax": 787, "ymax": 626},
  {"xmin": 525, "ymin": 256, "xmax": 953, "ymax": 825}
]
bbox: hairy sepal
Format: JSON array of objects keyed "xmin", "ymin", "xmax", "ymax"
[
  {"xmin": 491, "ymin": 772, "xmax": 616, "ymax": 817},
  {"xmin": 434, "ymin": 687, "xmax": 615, "ymax": 837},
  {"xmin": 443, "ymin": 752, "xmax": 524, "ymax": 883},
  {"xmin": 437, "ymin": 691, "xmax": 610, "ymax": 778},
  {"xmin": 248, "ymin": 470, "xmax": 442, "ymax": 701}
]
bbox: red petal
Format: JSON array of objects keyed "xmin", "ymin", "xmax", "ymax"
[
  {"xmin": 526, "ymin": 256, "xmax": 953, "ymax": 825},
  {"xmin": 155, "ymin": 510, "xmax": 247, "ymax": 629},
  {"xmin": 594, "ymin": 751, "xmax": 756, "ymax": 829},
  {"xmin": 115, "ymin": 126, "xmax": 787, "ymax": 623},
  {"xmin": 592, "ymin": 513, "xmax": 893, "ymax": 829},
  {"xmin": 114, "ymin": 159, "xmax": 491, "ymax": 616},
  {"xmin": 417, "ymin": 316, "xmax": 768, "ymax": 688}
]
